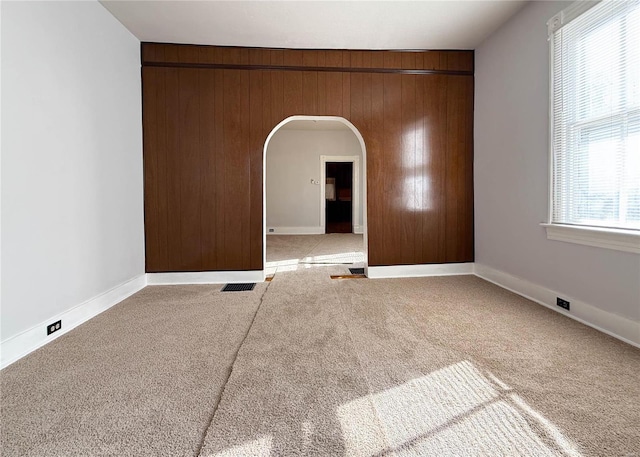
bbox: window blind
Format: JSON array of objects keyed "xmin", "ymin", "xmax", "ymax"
[{"xmin": 551, "ymin": 0, "xmax": 640, "ymax": 231}]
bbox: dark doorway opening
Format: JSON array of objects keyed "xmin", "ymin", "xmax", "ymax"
[{"xmin": 325, "ymin": 162, "xmax": 353, "ymax": 233}]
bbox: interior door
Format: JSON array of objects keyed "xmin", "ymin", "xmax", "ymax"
[{"xmin": 325, "ymin": 162, "xmax": 353, "ymax": 233}]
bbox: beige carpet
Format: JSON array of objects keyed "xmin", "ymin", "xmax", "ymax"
[
  {"xmin": 2, "ymin": 235, "xmax": 639, "ymax": 456},
  {"xmin": 1, "ymin": 284, "xmax": 268, "ymax": 456},
  {"xmin": 198, "ymin": 268, "xmax": 640, "ymax": 457}
]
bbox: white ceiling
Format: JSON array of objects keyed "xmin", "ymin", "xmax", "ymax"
[{"xmin": 101, "ymin": 1, "xmax": 527, "ymax": 50}]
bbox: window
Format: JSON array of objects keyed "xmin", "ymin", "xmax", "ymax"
[{"xmin": 548, "ymin": 0, "xmax": 640, "ymax": 242}]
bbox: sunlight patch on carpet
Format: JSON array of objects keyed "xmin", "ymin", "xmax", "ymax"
[
  {"xmin": 208, "ymin": 435, "xmax": 272, "ymax": 457},
  {"xmin": 337, "ymin": 361, "xmax": 583, "ymax": 456}
]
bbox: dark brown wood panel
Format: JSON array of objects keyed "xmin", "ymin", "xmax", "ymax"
[
  {"xmin": 302, "ymin": 71, "xmax": 318, "ymax": 114},
  {"xmin": 445, "ymin": 75, "xmax": 475, "ymax": 262},
  {"xmin": 142, "ymin": 67, "xmax": 161, "ymax": 270},
  {"xmin": 382, "ymin": 73, "xmax": 403, "ymax": 266},
  {"xmin": 178, "ymin": 69, "xmax": 201, "ymax": 270},
  {"xmin": 282, "ymin": 71, "xmax": 303, "ymax": 117},
  {"xmin": 223, "ymin": 69, "xmax": 250, "ymax": 269},
  {"xmin": 271, "ymin": 70, "xmax": 284, "ymax": 127},
  {"xmin": 213, "ymin": 69, "xmax": 226, "ymax": 269},
  {"xmin": 141, "ymin": 44, "xmax": 474, "ymax": 272},
  {"xmin": 400, "ymin": 73, "xmax": 417, "ymax": 264},
  {"xmin": 421, "ymin": 74, "xmax": 448, "ymax": 263},
  {"xmin": 165, "ymin": 68, "xmax": 183, "ymax": 271},
  {"xmin": 142, "ymin": 43, "xmax": 473, "ymax": 74},
  {"xmin": 366, "ymin": 73, "xmax": 386, "ymax": 266},
  {"xmin": 249, "ymin": 71, "xmax": 265, "ymax": 267},
  {"xmin": 199, "ymin": 69, "xmax": 217, "ymax": 268},
  {"xmin": 326, "ymin": 72, "xmax": 343, "ymax": 116}
]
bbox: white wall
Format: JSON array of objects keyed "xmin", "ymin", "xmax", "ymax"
[
  {"xmin": 475, "ymin": 1, "xmax": 640, "ymax": 341},
  {"xmin": 1, "ymin": 1, "xmax": 144, "ymax": 357},
  {"xmin": 266, "ymin": 129, "xmax": 363, "ymax": 233}
]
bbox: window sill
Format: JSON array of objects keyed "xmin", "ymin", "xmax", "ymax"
[{"xmin": 541, "ymin": 223, "xmax": 640, "ymax": 254}]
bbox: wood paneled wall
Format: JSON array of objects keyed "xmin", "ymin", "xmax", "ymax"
[{"xmin": 142, "ymin": 43, "xmax": 474, "ymax": 272}]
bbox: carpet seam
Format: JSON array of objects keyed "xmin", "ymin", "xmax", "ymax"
[
  {"xmin": 328, "ymin": 278, "xmax": 395, "ymax": 454},
  {"xmin": 193, "ymin": 280, "xmax": 273, "ymax": 457},
  {"xmin": 300, "ymin": 236, "xmax": 327, "ymax": 262}
]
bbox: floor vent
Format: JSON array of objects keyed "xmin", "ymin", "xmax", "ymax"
[
  {"xmin": 221, "ymin": 283, "xmax": 256, "ymax": 292},
  {"xmin": 349, "ymin": 267, "xmax": 365, "ymax": 275}
]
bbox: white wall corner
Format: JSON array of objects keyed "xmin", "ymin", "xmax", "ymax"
[
  {"xmin": 473, "ymin": 263, "xmax": 640, "ymax": 348},
  {"xmin": 146, "ymin": 270, "xmax": 265, "ymax": 285},
  {"xmin": 1, "ymin": 274, "xmax": 147, "ymax": 369},
  {"xmin": 367, "ymin": 263, "xmax": 475, "ymax": 279}
]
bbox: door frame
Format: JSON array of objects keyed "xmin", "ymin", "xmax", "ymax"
[
  {"xmin": 320, "ymin": 155, "xmax": 361, "ymax": 234},
  {"xmin": 263, "ymin": 115, "xmax": 368, "ymax": 279}
]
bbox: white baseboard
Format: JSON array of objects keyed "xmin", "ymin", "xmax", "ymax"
[
  {"xmin": 474, "ymin": 263, "xmax": 640, "ymax": 348},
  {"xmin": 146, "ymin": 270, "xmax": 265, "ymax": 285},
  {"xmin": 354, "ymin": 225, "xmax": 364, "ymax": 234},
  {"xmin": 5, "ymin": 262, "xmax": 635, "ymax": 370},
  {"xmin": 267, "ymin": 227, "xmax": 324, "ymax": 235},
  {"xmin": 0, "ymin": 274, "xmax": 147, "ymax": 369},
  {"xmin": 367, "ymin": 262, "xmax": 474, "ymax": 279}
]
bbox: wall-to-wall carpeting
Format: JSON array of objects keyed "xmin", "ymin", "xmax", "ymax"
[{"xmin": 2, "ymin": 236, "xmax": 639, "ymax": 456}]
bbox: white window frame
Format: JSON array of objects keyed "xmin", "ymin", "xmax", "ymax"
[{"xmin": 543, "ymin": 0, "xmax": 640, "ymax": 254}]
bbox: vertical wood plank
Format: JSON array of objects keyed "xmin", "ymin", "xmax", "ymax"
[
  {"xmin": 239, "ymin": 70, "xmax": 251, "ymax": 267},
  {"xmin": 177, "ymin": 46, "xmax": 199, "ymax": 64},
  {"xmin": 271, "ymin": 70, "xmax": 284, "ymax": 125},
  {"xmin": 383, "ymin": 52, "xmax": 402, "ymax": 69},
  {"xmin": 249, "ymin": 71, "xmax": 264, "ymax": 269},
  {"xmin": 445, "ymin": 75, "xmax": 474, "ymax": 262},
  {"xmin": 325, "ymin": 50, "xmax": 342, "ymax": 67},
  {"xmin": 283, "ymin": 49, "xmax": 304, "ymax": 66},
  {"xmin": 370, "ymin": 51, "xmax": 384, "ymax": 68},
  {"xmin": 422, "ymin": 74, "xmax": 447, "ymax": 263},
  {"xmin": 317, "ymin": 70, "xmax": 327, "ymax": 115},
  {"xmin": 400, "ymin": 73, "xmax": 416, "ymax": 264},
  {"xmin": 270, "ymin": 50, "xmax": 284, "ymax": 66},
  {"xmin": 302, "ymin": 71, "xmax": 318, "ymax": 114},
  {"xmin": 178, "ymin": 68, "xmax": 202, "ymax": 270},
  {"xmin": 248, "ymin": 48, "xmax": 263, "ymax": 65},
  {"xmin": 223, "ymin": 69, "xmax": 245, "ymax": 269},
  {"xmin": 283, "ymin": 71, "xmax": 303, "ymax": 117},
  {"xmin": 214, "ymin": 69, "xmax": 226, "ymax": 269},
  {"xmin": 423, "ymin": 51, "xmax": 441, "ymax": 70},
  {"xmin": 342, "ymin": 72, "xmax": 351, "ymax": 119},
  {"xmin": 342, "ymin": 51, "xmax": 351, "ymax": 68},
  {"xmin": 142, "ymin": 67, "xmax": 160, "ymax": 271},
  {"xmin": 326, "ymin": 72, "xmax": 343, "ymax": 116},
  {"xmin": 413, "ymin": 73, "xmax": 425, "ymax": 261},
  {"xmin": 382, "ymin": 73, "xmax": 402, "ymax": 265},
  {"xmin": 199, "ymin": 69, "xmax": 217, "ymax": 269},
  {"xmin": 367, "ymin": 73, "xmax": 385, "ymax": 265},
  {"xmin": 401, "ymin": 52, "xmax": 417, "ymax": 70},
  {"xmin": 351, "ymin": 51, "xmax": 364, "ymax": 68},
  {"xmin": 350, "ymin": 72, "xmax": 364, "ymax": 130},
  {"xmin": 302, "ymin": 50, "xmax": 318, "ymax": 67},
  {"xmin": 165, "ymin": 68, "xmax": 183, "ymax": 269}
]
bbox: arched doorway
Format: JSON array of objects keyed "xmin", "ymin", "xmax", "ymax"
[{"xmin": 263, "ymin": 116, "xmax": 368, "ymax": 276}]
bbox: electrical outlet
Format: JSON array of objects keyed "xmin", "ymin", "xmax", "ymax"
[
  {"xmin": 268, "ymin": 228, "xmax": 275, "ymax": 233},
  {"xmin": 47, "ymin": 320, "xmax": 62, "ymax": 336},
  {"xmin": 556, "ymin": 297, "xmax": 570, "ymax": 311}
]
